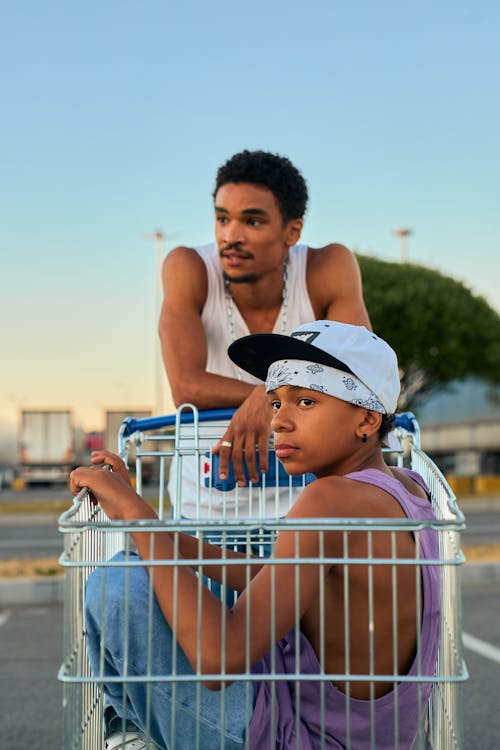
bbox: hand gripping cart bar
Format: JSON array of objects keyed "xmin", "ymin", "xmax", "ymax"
[{"xmin": 58, "ymin": 407, "xmax": 467, "ymax": 750}]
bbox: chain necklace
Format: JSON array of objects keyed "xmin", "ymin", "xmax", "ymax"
[{"xmin": 225, "ymin": 257, "xmax": 290, "ymax": 380}]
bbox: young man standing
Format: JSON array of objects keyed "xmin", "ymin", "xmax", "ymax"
[{"xmin": 159, "ymin": 150, "xmax": 371, "ymax": 519}]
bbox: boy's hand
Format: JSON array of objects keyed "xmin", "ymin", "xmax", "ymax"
[
  {"xmin": 89, "ymin": 450, "xmax": 132, "ymax": 486},
  {"xmin": 69, "ymin": 462, "xmax": 155, "ymax": 522}
]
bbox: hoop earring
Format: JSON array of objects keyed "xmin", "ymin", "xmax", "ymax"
[{"xmin": 361, "ymin": 433, "xmax": 367, "ymax": 443}]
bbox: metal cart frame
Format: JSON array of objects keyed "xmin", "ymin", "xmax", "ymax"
[{"xmin": 59, "ymin": 408, "xmax": 467, "ymax": 749}]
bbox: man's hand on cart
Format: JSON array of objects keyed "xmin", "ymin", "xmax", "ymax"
[{"xmin": 212, "ymin": 385, "xmax": 273, "ymax": 486}]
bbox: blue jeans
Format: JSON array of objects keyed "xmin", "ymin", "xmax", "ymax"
[{"xmin": 85, "ymin": 551, "xmax": 253, "ymax": 750}]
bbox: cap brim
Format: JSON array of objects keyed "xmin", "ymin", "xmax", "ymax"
[{"xmin": 228, "ymin": 332, "xmax": 353, "ymax": 382}]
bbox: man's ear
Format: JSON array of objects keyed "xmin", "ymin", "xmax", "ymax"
[
  {"xmin": 285, "ymin": 218, "xmax": 303, "ymax": 246},
  {"xmin": 355, "ymin": 410, "xmax": 382, "ymax": 440}
]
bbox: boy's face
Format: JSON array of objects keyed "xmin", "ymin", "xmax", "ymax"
[
  {"xmin": 214, "ymin": 182, "xmax": 302, "ymax": 284},
  {"xmin": 268, "ymin": 384, "xmax": 362, "ymax": 478}
]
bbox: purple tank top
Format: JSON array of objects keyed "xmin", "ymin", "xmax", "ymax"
[{"xmin": 246, "ymin": 468, "xmax": 440, "ymax": 749}]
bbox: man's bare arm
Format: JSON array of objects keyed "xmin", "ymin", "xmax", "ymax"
[
  {"xmin": 159, "ymin": 247, "xmax": 255, "ymax": 409},
  {"xmin": 159, "ymin": 246, "xmax": 273, "ymax": 483},
  {"xmin": 307, "ymin": 243, "xmax": 372, "ymax": 329}
]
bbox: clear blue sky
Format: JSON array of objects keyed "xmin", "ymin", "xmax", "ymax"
[{"xmin": 1, "ymin": 0, "xmax": 498, "ymax": 430}]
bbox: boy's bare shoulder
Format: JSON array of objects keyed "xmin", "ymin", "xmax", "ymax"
[
  {"xmin": 390, "ymin": 466, "xmax": 428, "ymax": 499},
  {"xmin": 287, "ymin": 475, "xmax": 370, "ymax": 520}
]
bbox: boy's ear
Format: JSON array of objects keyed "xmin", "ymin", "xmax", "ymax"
[{"xmin": 355, "ymin": 410, "xmax": 382, "ymax": 440}]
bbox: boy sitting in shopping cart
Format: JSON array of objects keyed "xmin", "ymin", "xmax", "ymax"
[{"xmin": 71, "ymin": 320, "xmax": 440, "ymax": 750}]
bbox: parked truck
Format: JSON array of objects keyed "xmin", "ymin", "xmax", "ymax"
[{"xmin": 19, "ymin": 409, "xmax": 84, "ymax": 485}]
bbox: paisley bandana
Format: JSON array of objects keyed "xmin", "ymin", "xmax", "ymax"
[{"xmin": 265, "ymin": 359, "xmax": 386, "ymax": 414}]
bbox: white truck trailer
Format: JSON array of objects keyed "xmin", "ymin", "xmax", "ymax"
[{"xmin": 19, "ymin": 409, "xmax": 83, "ymax": 485}]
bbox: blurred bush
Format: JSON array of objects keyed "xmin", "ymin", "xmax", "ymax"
[{"xmin": 358, "ymin": 254, "xmax": 500, "ymax": 410}]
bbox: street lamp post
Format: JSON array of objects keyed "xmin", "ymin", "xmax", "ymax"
[
  {"xmin": 145, "ymin": 230, "xmax": 166, "ymax": 415},
  {"xmin": 393, "ymin": 227, "xmax": 412, "ymax": 263}
]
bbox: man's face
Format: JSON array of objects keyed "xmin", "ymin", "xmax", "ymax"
[{"xmin": 214, "ymin": 182, "xmax": 302, "ymax": 284}]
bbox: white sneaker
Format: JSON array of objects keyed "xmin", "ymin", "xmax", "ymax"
[{"xmin": 105, "ymin": 732, "xmax": 149, "ymax": 749}]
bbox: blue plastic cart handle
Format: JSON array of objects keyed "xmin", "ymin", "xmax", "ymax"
[
  {"xmin": 121, "ymin": 409, "xmax": 418, "ymax": 438},
  {"xmin": 394, "ymin": 412, "xmax": 417, "ymax": 432},
  {"xmin": 120, "ymin": 409, "xmax": 236, "ymax": 438}
]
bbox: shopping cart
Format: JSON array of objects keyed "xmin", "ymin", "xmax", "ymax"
[{"xmin": 58, "ymin": 407, "xmax": 467, "ymax": 749}]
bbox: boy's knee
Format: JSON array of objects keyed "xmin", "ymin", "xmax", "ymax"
[
  {"xmin": 85, "ymin": 551, "xmax": 146, "ymax": 622},
  {"xmin": 84, "ymin": 568, "xmax": 106, "ymax": 657},
  {"xmin": 85, "ymin": 552, "xmax": 137, "ymax": 614},
  {"xmin": 85, "ymin": 565, "xmax": 104, "ymax": 621}
]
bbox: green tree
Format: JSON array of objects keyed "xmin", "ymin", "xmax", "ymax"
[{"xmin": 357, "ymin": 255, "xmax": 500, "ymax": 409}]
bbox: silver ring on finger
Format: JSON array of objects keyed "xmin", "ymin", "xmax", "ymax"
[{"xmin": 221, "ymin": 440, "xmax": 232, "ymax": 448}]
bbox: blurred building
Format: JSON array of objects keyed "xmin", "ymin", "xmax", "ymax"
[{"xmin": 417, "ymin": 378, "xmax": 500, "ymax": 490}]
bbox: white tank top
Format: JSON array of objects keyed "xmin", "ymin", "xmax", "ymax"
[
  {"xmin": 199, "ymin": 242, "xmax": 315, "ymax": 383},
  {"xmin": 168, "ymin": 242, "xmax": 315, "ymax": 519}
]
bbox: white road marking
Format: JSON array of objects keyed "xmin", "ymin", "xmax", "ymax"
[
  {"xmin": 0, "ymin": 539, "xmax": 61, "ymax": 549},
  {"xmin": 463, "ymin": 631, "xmax": 500, "ymax": 665},
  {"xmin": 0, "ymin": 609, "xmax": 12, "ymax": 627}
]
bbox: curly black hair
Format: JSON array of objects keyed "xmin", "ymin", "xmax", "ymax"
[
  {"xmin": 213, "ymin": 150, "xmax": 309, "ymax": 223},
  {"xmin": 379, "ymin": 413, "xmax": 396, "ymax": 443}
]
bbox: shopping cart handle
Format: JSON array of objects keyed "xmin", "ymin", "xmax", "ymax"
[
  {"xmin": 121, "ymin": 409, "xmax": 419, "ymax": 439},
  {"xmin": 120, "ymin": 408, "xmax": 237, "ymax": 438},
  {"xmin": 394, "ymin": 412, "xmax": 418, "ymax": 433}
]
